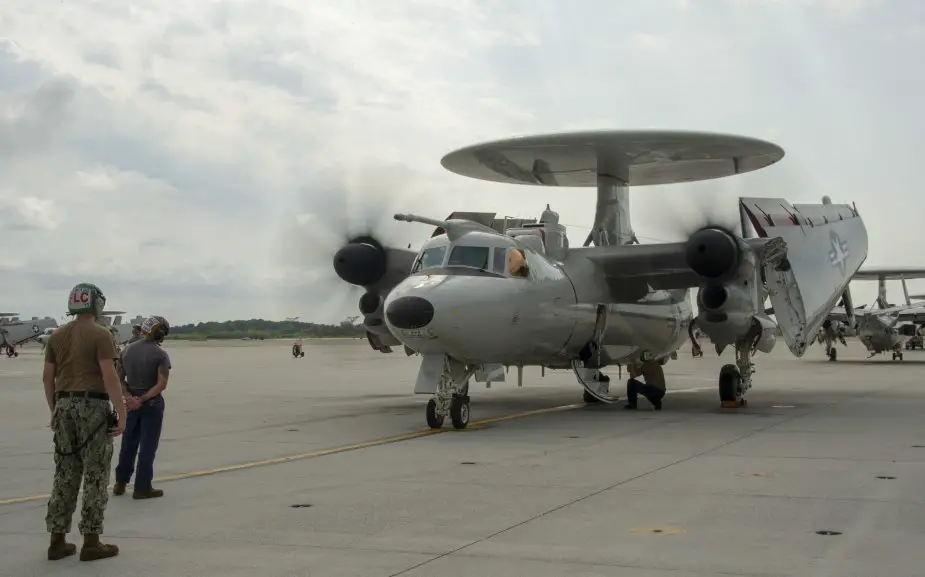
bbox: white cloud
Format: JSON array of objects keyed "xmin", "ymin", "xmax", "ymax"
[{"xmin": 2, "ymin": 0, "xmax": 924, "ymax": 322}]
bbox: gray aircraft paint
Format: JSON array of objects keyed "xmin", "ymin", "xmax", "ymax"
[
  {"xmin": 818, "ymin": 267, "xmax": 925, "ymax": 357},
  {"xmin": 0, "ymin": 316, "xmax": 57, "ymax": 346},
  {"xmin": 743, "ymin": 198, "xmax": 868, "ymax": 356}
]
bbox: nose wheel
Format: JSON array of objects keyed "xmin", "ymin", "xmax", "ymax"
[
  {"xmin": 718, "ymin": 364, "xmax": 746, "ymax": 407},
  {"xmin": 425, "ymin": 357, "xmax": 473, "ymax": 430},
  {"xmin": 426, "ymin": 394, "xmax": 470, "ymax": 430},
  {"xmin": 425, "ymin": 399, "xmax": 443, "ymax": 428},
  {"xmin": 449, "ymin": 395, "xmax": 470, "ymax": 429}
]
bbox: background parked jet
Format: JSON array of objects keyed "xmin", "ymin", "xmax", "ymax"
[{"xmin": 812, "ymin": 267, "xmax": 925, "ymax": 360}]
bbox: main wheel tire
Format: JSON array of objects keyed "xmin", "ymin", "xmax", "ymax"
[
  {"xmin": 828, "ymin": 347, "xmax": 837, "ymax": 362},
  {"xmin": 449, "ymin": 396, "xmax": 470, "ymax": 430},
  {"xmin": 425, "ymin": 399, "xmax": 444, "ymax": 429},
  {"xmin": 718, "ymin": 364, "xmax": 741, "ymax": 404}
]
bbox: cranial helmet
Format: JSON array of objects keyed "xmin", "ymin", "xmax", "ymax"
[
  {"xmin": 140, "ymin": 315, "xmax": 170, "ymax": 342},
  {"xmin": 67, "ymin": 283, "xmax": 106, "ymax": 317}
]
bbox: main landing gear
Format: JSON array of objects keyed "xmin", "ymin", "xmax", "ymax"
[
  {"xmin": 826, "ymin": 346, "xmax": 837, "ymax": 362},
  {"xmin": 717, "ymin": 340, "xmax": 754, "ymax": 408},
  {"xmin": 892, "ymin": 349, "xmax": 904, "ymax": 361},
  {"xmin": 425, "ymin": 357, "xmax": 473, "ymax": 430},
  {"xmin": 689, "ymin": 323, "xmax": 704, "ymax": 358}
]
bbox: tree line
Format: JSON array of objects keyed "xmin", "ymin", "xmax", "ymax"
[{"xmin": 165, "ymin": 318, "xmax": 366, "ymax": 341}]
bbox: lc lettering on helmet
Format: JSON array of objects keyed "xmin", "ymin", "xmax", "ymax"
[
  {"xmin": 69, "ymin": 291, "xmax": 91, "ymax": 306},
  {"xmin": 66, "ymin": 283, "xmax": 106, "ymax": 318}
]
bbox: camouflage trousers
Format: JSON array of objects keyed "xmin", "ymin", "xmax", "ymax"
[{"xmin": 45, "ymin": 397, "xmax": 114, "ymax": 535}]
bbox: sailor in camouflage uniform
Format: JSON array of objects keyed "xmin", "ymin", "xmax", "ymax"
[{"xmin": 43, "ymin": 283, "xmax": 126, "ymax": 562}]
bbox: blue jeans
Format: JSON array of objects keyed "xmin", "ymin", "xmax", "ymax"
[{"xmin": 115, "ymin": 395, "xmax": 164, "ymax": 491}]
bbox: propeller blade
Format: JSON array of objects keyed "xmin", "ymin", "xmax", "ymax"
[
  {"xmin": 653, "ymin": 178, "xmax": 748, "ymax": 243},
  {"xmin": 272, "ymin": 164, "xmax": 427, "ymax": 321}
]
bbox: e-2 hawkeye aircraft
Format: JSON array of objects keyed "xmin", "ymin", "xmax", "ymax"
[
  {"xmin": 811, "ymin": 267, "xmax": 925, "ymax": 361},
  {"xmin": 0, "ymin": 313, "xmax": 58, "ymax": 357},
  {"xmin": 35, "ymin": 312, "xmax": 144, "ymax": 347},
  {"xmin": 329, "ymin": 130, "xmax": 868, "ymax": 429}
]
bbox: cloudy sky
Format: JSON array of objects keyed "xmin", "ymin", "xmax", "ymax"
[{"xmin": 1, "ymin": 0, "xmax": 923, "ymax": 324}]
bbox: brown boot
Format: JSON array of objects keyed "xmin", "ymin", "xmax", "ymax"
[
  {"xmin": 113, "ymin": 483, "xmax": 126, "ymax": 496},
  {"xmin": 47, "ymin": 533, "xmax": 76, "ymax": 560},
  {"xmin": 132, "ymin": 488, "xmax": 163, "ymax": 500},
  {"xmin": 79, "ymin": 533, "xmax": 119, "ymax": 561}
]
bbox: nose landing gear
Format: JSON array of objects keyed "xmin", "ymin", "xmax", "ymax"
[
  {"xmin": 426, "ymin": 356, "xmax": 473, "ymax": 430},
  {"xmin": 718, "ymin": 340, "xmax": 754, "ymax": 408}
]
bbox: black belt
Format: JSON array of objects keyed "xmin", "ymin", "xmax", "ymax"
[{"xmin": 56, "ymin": 391, "xmax": 109, "ymax": 400}]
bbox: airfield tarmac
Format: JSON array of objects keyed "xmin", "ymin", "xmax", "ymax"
[{"xmin": 1, "ymin": 338, "xmax": 924, "ymax": 577}]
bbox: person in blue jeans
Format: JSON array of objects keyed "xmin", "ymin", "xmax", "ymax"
[{"xmin": 113, "ymin": 316, "xmax": 171, "ymax": 499}]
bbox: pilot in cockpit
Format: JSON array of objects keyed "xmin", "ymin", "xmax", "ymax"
[{"xmin": 507, "ymin": 248, "xmax": 529, "ymax": 278}]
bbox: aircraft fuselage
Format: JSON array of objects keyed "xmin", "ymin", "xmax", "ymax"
[{"xmin": 382, "ymin": 232, "xmax": 691, "ymax": 368}]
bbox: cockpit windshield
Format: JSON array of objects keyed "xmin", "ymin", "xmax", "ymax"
[
  {"xmin": 412, "ymin": 246, "xmax": 447, "ymax": 273},
  {"xmin": 447, "ymin": 246, "xmax": 490, "ymax": 270}
]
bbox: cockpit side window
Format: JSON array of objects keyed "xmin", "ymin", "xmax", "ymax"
[
  {"xmin": 507, "ymin": 248, "xmax": 529, "ymax": 278},
  {"xmin": 412, "ymin": 246, "xmax": 447, "ymax": 273},
  {"xmin": 447, "ymin": 246, "xmax": 490, "ymax": 270},
  {"xmin": 492, "ymin": 247, "xmax": 507, "ymax": 274}
]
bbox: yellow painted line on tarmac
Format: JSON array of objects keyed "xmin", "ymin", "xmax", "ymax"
[{"xmin": 0, "ymin": 402, "xmax": 584, "ymax": 507}]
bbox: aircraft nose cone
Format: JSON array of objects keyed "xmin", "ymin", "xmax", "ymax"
[{"xmin": 386, "ymin": 296, "xmax": 434, "ymax": 330}]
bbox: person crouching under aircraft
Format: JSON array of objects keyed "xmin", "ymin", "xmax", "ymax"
[{"xmin": 624, "ymin": 358, "xmax": 666, "ymax": 411}]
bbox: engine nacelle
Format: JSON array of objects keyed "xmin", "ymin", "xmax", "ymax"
[
  {"xmin": 685, "ymin": 226, "xmax": 756, "ymax": 284},
  {"xmin": 695, "ymin": 280, "xmax": 766, "ymax": 348},
  {"xmin": 822, "ymin": 319, "xmax": 855, "ymax": 338},
  {"xmin": 752, "ymin": 315, "xmax": 777, "ymax": 354},
  {"xmin": 898, "ymin": 323, "xmax": 919, "ymax": 337},
  {"xmin": 333, "ymin": 237, "xmax": 387, "ymax": 287},
  {"xmin": 355, "ymin": 289, "xmax": 401, "ymax": 353}
]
